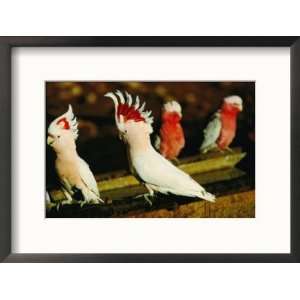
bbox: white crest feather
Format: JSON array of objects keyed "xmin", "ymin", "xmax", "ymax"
[
  {"xmin": 104, "ymin": 92, "xmax": 122, "ymax": 131},
  {"xmin": 105, "ymin": 90, "xmax": 153, "ymax": 133},
  {"xmin": 135, "ymin": 96, "xmax": 140, "ymax": 109},
  {"xmin": 48, "ymin": 104, "xmax": 79, "ymax": 140},
  {"xmin": 144, "ymin": 111, "xmax": 152, "ymax": 118},
  {"xmin": 125, "ymin": 91, "xmax": 133, "ymax": 106},
  {"xmin": 139, "ymin": 102, "xmax": 145, "ymax": 113},
  {"xmin": 224, "ymin": 95, "xmax": 243, "ymax": 106},
  {"xmin": 116, "ymin": 90, "xmax": 125, "ymax": 104},
  {"xmin": 163, "ymin": 100, "xmax": 182, "ymax": 116}
]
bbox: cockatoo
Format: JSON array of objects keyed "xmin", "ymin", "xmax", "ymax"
[
  {"xmin": 200, "ymin": 95, "xmax": 243, "ymax": 153},
  {"xmin": 155, "ymin": 101, "xmax": 185, "ymax": 161},
  {"xmin": 105, "ymin": 90, "xmax": 215, "ymax": 203},
  {"xmin": 47, "ymin": 105, "xmax": 103, "ymax": 206}
]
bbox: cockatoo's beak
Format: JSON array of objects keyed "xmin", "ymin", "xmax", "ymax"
[
  {"xmin": 47, "ymin": 135, "xmax": 54, "ymax": 146},
  {"xmin": 232, "ymin": 103, "xmax": 243, "ymax": 111}
]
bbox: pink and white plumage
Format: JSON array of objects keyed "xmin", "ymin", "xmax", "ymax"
[
  {"xmin": 47, "ymin": 105, "xmax": 103, "ymax": 206},
  {"xmin": 155, "ymin": 100, "xmax": 185, "ymax": 160},
  {"xmin": 200, "ymin": 95, "xmax": 243, "ymax": 153},
  {"xmin": 105, "ymin": 91, "xmax": 215, "ymax": 202}
]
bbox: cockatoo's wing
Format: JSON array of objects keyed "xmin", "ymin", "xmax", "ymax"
[
  {"xmin": 78, "ymin": 158, "xmax": 103, "ymax": 201},
  {"xmin": 200, "ymin": 112, "xmax": 222, "ymax": 153},
  {"xmin": 132, "ymin": 149, "xmax": 215, "ymax": 202}
]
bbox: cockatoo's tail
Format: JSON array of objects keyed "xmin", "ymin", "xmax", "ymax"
[
  {"xmin": 106, "ymin": 91, "xmax": 215, "ymax": 203},
  {"xmin": 47, "ymin": 105, "xmax": 103, "ymax": 205},
  {"xmin": 200, "ymin": 95, "xmax": 243, "ymax": 153}
]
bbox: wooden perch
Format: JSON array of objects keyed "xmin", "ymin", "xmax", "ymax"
[
  {"xmin": 48, "ymin": 148, "xmax": 246, "ymax": 204},
  {"xmin": 126, "ymin": 190, "xmax": 255, "ymax": 218},
  {"xmin": 47, "ymin": 180, "xmax": 254, "ymax": 218}
]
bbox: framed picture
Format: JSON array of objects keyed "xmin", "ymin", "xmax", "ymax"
[{"xmin": 0, "ymin": 36, "xmax": 299, "ymax": 262}]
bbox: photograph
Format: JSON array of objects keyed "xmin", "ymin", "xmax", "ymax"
[{"xmin": 46, "ymin": 81, "xmax": 255, "ymax": 218}]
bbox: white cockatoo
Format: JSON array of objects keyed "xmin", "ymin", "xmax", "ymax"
[
  {"xmin": 200, "ymin": 95, "xmax": 243, "ymax": 153},
  {"xmin": 47, "ymin": 105, "xmax": 103, "ymax": 206},
  {"xmin": 105, "ymin": 90, "xmax": 215, "ymax": 203}
]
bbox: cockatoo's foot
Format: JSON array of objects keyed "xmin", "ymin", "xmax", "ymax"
[
  {"xmin": 61, "ymin": 188, "xmax": 73, "ymax": 206},
  {"xmin": 79, "ymin": 189, "xmax": 104, "ymax": 207},
  {"xmin": 52, "ymin": 198, "xmax": 74, "ymax": 211},
  {"xmin": 61, "ymin": 199, "xmax": 74, "ymax": 206},
  {"xmin": 53, "ymin": 198, "xmax": 74, "ymax": 211},
  {"xmin": 134, "ymin": 193, "xmax": 154, "ymax": 206},
  {"xmin": 144, "ymin": 194, "xmax": 153, "ymax": 206},
  {"xmin": 79, "ymin": 199, "xmax": 96, "ymax": 208},
  {"xmin": 144, "ymin": 183, "xmax": 155, "ymax": 206},
  {"xmin": 200, "ymin": 144, "xmax": 218, "ymax": 154},
  {"xmin": 135, "ymin": 183, "xmax": 155, "ymax": 206},
  {"xmin": 79, "ymin": 197, "xmax": 103, "ymax": 208},
  {"xmin": 79, "ymin": 200, "xmax": 89, "ymax": 208},
  {"xmin": 218, "ymin": 147, "xmax": 233, "ymax": 154},
  {"xmin": 46, "ymin": 201, "xmax": 59, "ymax": 211}
]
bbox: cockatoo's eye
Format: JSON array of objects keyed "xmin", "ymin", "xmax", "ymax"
[{"xmin": 57, "ymin": 135, "xmax": 61, "ymax": 139}]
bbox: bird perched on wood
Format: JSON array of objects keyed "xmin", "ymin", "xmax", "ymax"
[
  {"xmin": 105, "ymin": 90, "xmax": 215, "ymax": 203},
  {"xmin": 200, "ymin": 95, "xmax": 243, "ymax": 153},
  {"xmin": 47, "ymin": 105, "xmax": 103, "ymax": 207},
  {"xmin": 155, "ymin": 100, "xmax": 185, "ymax": 161}
]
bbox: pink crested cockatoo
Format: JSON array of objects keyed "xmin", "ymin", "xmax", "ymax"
[
  {"xmin": 200, "ymin": 95, "xmax": 243, "ymax": 153},
  {"xmin": 47, "ymin": 105, "xmax": 103, "ymax": 206},
  {"xmin": 155, "ymin": 101, "xmax": 185, "ymax": 161},
  {"xmin": 105, "ymin": 90, "xmax": 215, "ymax": 203}
]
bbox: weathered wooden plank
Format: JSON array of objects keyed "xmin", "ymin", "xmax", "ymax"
[
  {"xmin": 126, "ymin": 190, "xmax": 255, "ymax": 218},
  {"xmin": 179, "ymin": 151, "xmax": 246, "ymax": 175},
  {"xmin": 48, "ymin": 149, "xmax": 246, "ymax": 203},
  {"xmin": 46, "ymin": 175, "xmax": 253, "ymax": 217},
  {"xmin": 49, "ymin": 167, "xmax": 246, "ymax": 203},
  {"xmin": 47, "ymin": 189, "xmax": 254, "ymax": 218}
]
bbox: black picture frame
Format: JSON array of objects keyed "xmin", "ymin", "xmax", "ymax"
[{"xmin": 0, "ymin": 36, "xmax": 299, "ymax": 263}]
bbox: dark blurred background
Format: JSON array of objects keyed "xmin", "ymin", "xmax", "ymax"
[{"xmin": 46, "ymin": 82, "xmax": 255, "ymax": 190}]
